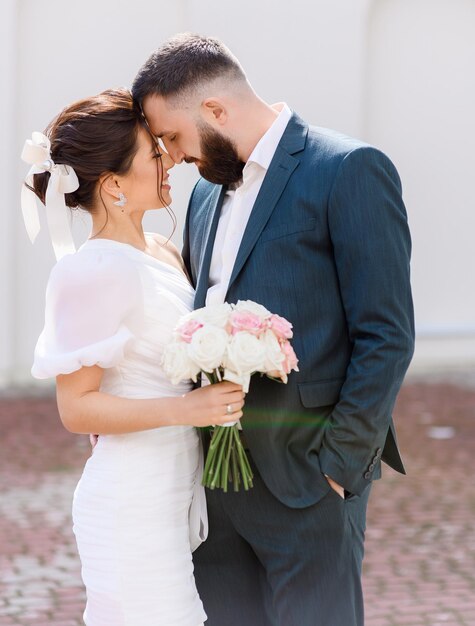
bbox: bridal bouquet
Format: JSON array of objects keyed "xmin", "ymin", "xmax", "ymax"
[{"xmin": 162, "ymin": 300, "xmax": 299, "ymax": 492}]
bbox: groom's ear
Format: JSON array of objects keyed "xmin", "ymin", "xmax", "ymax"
[{"xmin": 201, "ymin": 99, "xmax": 228, "ymax": 126}]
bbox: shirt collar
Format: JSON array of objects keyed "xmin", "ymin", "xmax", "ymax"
[{"xmin": 246, "ymin": 102, "xmax": 292, "ymax": 172}]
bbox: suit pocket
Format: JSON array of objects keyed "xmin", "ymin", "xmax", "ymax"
[
  {"xmin": 259, "ymin": 218, "xmax": 317, "ymax": 243},
  {"xmin": 298, "ymin": 378, "xmax": 344, "ymax": 408}
]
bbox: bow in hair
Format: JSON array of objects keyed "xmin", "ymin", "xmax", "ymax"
[{"xmin": 21, "ymin": 132, "xmax": 79, "ymax": 260}]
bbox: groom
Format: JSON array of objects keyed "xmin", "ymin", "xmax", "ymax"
[{"xmin": 132, "ymin": 33, "xmax": 414, "ymax": 626}]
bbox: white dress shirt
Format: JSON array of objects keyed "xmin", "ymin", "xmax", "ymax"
[{"xmin": 205, "ymin": 103, "xmax": 292, "ymax": 306}]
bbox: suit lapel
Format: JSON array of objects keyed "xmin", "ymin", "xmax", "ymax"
[
  {"xmin": 194, "ymin": 185, "xmax": 227, "ymax": 308},
  {"xmin": 227, "ymin": 114, "xmax": 308, "ymax": 292}
]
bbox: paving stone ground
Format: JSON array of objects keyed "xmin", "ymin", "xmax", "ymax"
[{"xmin": 1, "ymin": 375, "xmax": 474, "ymax": 626}]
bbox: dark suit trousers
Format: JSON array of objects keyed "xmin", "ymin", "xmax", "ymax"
[{"xmin": 193, "ymin": 455, "xmax": 371, "ymax": 626}]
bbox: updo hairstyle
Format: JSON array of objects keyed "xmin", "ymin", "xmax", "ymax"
[{"xmin": 27, "ymin": 88, "xmax": 150, "ymax": 212}]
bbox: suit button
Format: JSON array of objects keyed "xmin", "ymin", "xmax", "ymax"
[
  {"xmin": 364, "ymin": 471, "xmax": 371, "ymax": 479},
  {"xmin": 372, "ymin": 456, "xmax": 379, "ymax": 464},
  {"xmin": 368, "ymin": 464, "xmax": 375, "ymax": 471},
  {"xmin": 376, "ymin": 448, "xmax": 383, "ymax": 455}
]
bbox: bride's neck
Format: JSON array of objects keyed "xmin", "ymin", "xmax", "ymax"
[{"xmin": 89, "ymin": 210, "xmax": 147, "ymax": 249}]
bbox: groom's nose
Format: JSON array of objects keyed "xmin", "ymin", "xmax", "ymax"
[
  {"xmin": 162, "ymin": 152, "xmax": 175, "ymax": 171},
  {"xmin": 168, "ymin": 147, "xmax": 185, "ymax": 164}
]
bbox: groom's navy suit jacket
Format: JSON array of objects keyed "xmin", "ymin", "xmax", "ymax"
[{"xmin": 182, "ymin": 112, "xmax": 415, "ymax": 507}]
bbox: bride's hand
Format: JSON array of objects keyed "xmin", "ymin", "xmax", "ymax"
[{"xmin": 179, "ymin": 382, "xmax": 245, "ymax": 427}]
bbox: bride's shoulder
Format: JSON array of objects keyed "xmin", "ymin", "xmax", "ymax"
[
  {"xmin": 146, "ymin": 232, "xmax": 185, "ymax": 268},
  {"xmin": 146, "ymin": 231, "xmax": 180, "ymax": 253},
  {"xmin": 49, "ymin": 245, "xmax": 139, "ymax": 293}
]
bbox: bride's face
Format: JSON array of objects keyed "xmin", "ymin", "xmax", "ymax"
[{"xmin": 115, "ymin": 127, "xmax": 175, "ymax": 211}]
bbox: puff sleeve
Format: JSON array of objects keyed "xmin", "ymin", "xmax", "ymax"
[{"xmin": 32, "ymin": 249, "xmax": 143, "ymax": 379}]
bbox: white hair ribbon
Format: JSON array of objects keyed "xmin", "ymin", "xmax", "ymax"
[{"xmin": 21, "ymin": 131, "xmax": 79, "ymax": 260}]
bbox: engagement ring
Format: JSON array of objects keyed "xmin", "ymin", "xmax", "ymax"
[{"xmin": 226, "ymin": 404, "xmax": 233, "ymax": 415}]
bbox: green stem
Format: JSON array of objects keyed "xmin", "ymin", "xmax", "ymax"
[
  {"xmin": 221, "ymin": 429, "xmax": 234, "ymax": 492},
  {"xmin": 203, "ymin": 371, "xmax": 218, "ymax": 384},
  {"xmin": 210, "ymin": 427, "xmax": 229, "ymax": 489},
  {"xmin": 235, "ymin": 430, "xmax": 253, "ymax": 478},
  {"xmin": 233, "ymin": 428, "xmax": 254, "ymax": 490},
  {"xmin": 231, "ymin": 443, "xmax": 240, "ymax": 491},
  {"xmin": 203, "ymin": 426, "xmax": 224, "ymax": 475}
]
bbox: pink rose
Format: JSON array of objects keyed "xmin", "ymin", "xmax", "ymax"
[
  {"xmin": 269, "ymin": 314, "xmax": 293, "ymax": 340},
  {"xmin": 229, "ymin": 310, "xmax": 265, "ymax": 336},
  {"xmin": 281, "ymin": 340, "xmax": 299, "ymax": 374},
  {"xmin": 177, "ymin": 319, "xmax": 203, "ymax": 343}
]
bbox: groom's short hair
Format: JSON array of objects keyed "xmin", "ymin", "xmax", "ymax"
[{"xmin": 132, "ymin": 33, "xmax": 246, "ymax": 106}]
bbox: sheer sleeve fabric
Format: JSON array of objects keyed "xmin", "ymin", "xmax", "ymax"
[{"xmin": 32, "ymin": 249, "xmax": 143, "ymax": 379}]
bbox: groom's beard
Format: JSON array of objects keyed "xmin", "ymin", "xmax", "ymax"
[{"xmin": 189, "ymin": 122, "xmax": 245, "ymax": 185}]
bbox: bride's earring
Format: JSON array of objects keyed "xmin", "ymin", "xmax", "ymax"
[{"xmin": 114, "ymin": 192, "xmax": 127, "ymax": 208}]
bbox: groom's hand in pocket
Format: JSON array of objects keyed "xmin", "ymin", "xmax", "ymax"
[{"xmin": 324, "ymin": 474, "xmax": 345, "ymax": 499}]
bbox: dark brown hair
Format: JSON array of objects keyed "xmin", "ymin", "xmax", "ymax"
[
  {"xmin": 132, "ymin": 33, "xmax": 246, "ymax": 105},
  {"xmin": 28, "ymin": 88, "xmax": 149, "ymax": 212}
]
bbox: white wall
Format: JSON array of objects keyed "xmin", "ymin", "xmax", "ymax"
[
  {"xmin": 0, "ymin": 0, "xmax": 18, "ymax": 386},
  {"xmin": 187, "ymin": 0, "xmax": 372, "ymax": 137},
  {"xmin": 3, "ymin": 0, "xmax": 474, "ymax": 387},
  {"xmin": 366, "ymin": 0, "xmax": 475, "ymax": 334},
  {"xmin": 365, "ymin": 0, "xmax": 475, "ymax": 369}
]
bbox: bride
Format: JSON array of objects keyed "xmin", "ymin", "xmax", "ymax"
[{"xmin": 23, "ymin": 88, "xmax": 244, "ymax": 626}]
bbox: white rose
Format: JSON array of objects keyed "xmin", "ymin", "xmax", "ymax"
[
  {"xmin": 224, "ymin": 332, "xmax": 267, "ymax": 377},
  {"xmin": 199, "ymin": 302, "xmax": 233, "ymax": 328},
  {"xmin": 162, "ymin": 342, "xmax": 200, "ymax": 385},
  {"xmin": 261, "ymin": 330, "xmax": 286, "ymax": 372},
  {"xmin": 233, "ymin": 300, "xmax": 271, "ymax": 320},
  {"xmin": 188, "ymin": 326, "xmax": 229, "ymax": 372}
]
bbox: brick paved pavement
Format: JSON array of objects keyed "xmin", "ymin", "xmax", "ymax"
[{"xmin": 1, "ymin": 376, "xmax": 474, "ymax": 626}]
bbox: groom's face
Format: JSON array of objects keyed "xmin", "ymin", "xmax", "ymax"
[{"xmin": 142, "ymin": 95, "xmax": 244, "ymax": 185}]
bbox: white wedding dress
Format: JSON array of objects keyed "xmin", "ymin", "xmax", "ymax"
[{"xmin": 32, "ymin": 235, "xmax": 207, "ymax": 626}]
